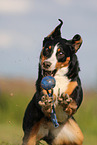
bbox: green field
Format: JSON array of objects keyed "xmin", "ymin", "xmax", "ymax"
[{"xmin": 0, "ymin": 78, "xmax": 97, "ymax": 145}]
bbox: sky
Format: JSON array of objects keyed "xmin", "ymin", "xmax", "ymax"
[{"xmin": 0, "ymin": 0, "xmax": 97, "ymax": 89}]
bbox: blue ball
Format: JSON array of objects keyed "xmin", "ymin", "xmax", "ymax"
[{"xmin": 41, "ymin": 76, "xmax": 56, "ymax": 90}]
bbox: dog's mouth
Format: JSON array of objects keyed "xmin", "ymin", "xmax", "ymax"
[{"xmin": 42, "ymin": 69, "xmax": 57, "ymax": 77}]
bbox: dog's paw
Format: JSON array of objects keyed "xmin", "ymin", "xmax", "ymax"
[
  {"xmin": 58, "ymin": 93, "xmax": 72, "ymax": 107},
  {"xmin": 38, "ymin": 91, "xmax": 53, "ymax": 116},
  {"xmin": 58, "ymin": 93, "xmax": 77, "ymax": 116}
]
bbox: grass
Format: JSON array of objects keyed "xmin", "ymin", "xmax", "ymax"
[
  {"xmin": 0, "ymin": 91, "xmax": 28, "ymax": 145},
  {"xmin": 0, "ymin": 78, "xmax": 97, "ymax": 144},
  {"xmin": 74, "ymin": 91, "xmax": 97, "ymax": 145}
]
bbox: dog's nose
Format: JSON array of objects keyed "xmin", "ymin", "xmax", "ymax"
[{"xmin": 43, "ymin": 61, "xmax": 51, "ymax": 68}]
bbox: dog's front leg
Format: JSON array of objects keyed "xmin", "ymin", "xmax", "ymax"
[
  {"xmin": 38, "ymin": 89, "xmax": 54, "ymax": 117},
  {"xmin": 23, "ymin": 118, "xmax": 48, "ymax": 145},
  {"xmin": 58, "ymin": 93, "xmax": 77, "ymax": 116},
  {"xmin": 22, "ymin": 123, "xmax": 39, "ymax": 145}
]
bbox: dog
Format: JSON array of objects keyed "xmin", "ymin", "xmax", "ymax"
[{"xmin": 22, "ymin": 19, "xmax": 84, "ymax": 145}]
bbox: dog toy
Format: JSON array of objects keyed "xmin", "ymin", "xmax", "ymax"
[{"xmin": 41, "ymin": 76, "xmax": 59, "ymax": 128}]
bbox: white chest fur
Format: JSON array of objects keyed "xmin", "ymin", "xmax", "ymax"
[
  {"xmin": 53, "ymin": 67, "xmax": 70, "ymax": 122},
  {"xmin": 54, "ymin": 75, "xmax": 69, "ymax": 97},
  {"xmin": 53, "ymin": 67, "xmax": 70, "ymax": 97}
]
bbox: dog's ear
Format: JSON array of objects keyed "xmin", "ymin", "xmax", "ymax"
[
  {"xmin": 70, "ymin": 34, "xmax": 83, "ymax": 53},
  {"xmin": 47, "ymin": 19, "xmax": 63, "ymax": 39},
  {"xmin": 43, "ymin": 19, "xmax": 63, "ymax": 46}
]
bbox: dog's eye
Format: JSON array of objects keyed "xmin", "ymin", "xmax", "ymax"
[
  {"xmin": 59, "ymin": 52, "xmax": 63, "ymax": 55},
  {"xmin": 43, "ymin": 46, "xmax": 52, "ymax": 57},
  {"xmin": 57, "ymin": 51, "xmax": 66, "ymax": 62}
]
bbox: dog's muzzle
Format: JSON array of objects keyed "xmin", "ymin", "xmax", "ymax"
[{"xmin": 43, "ymin": 61, "xmax": 52, "ymax": 69}]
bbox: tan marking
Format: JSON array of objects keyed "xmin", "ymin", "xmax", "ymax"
[
  {"xmin": 61, "ymin": 81, "xmax": 78, "ymax": 116},
  {"xmin": 40, "ymin": 50, "xmax": 47, "ymax": 65},
  {"xmin": 49, "ymin": 46, "xmax": 51, "ymax": 49},
  {"xmin": 66, "ymin": 57, "xmax": 70, "ymax": 61},
  {"xmin": 48, "ymin": 89, "xmax": 52, "ymax": 94},
  {"xmin": 27, "ymin": 121, "xmax": 41, "ymax": 145},
  {"xmin": 55, "ymin": 57, "xmax": 70, "ymax": 69},
  {"xmin": 58, "ymin": 48, "xmax": 61, "ymax": 52},
  {"xmin": 73, "ymin": 37, "xmax": 82, "ymax": 53},
  {"xmin": 52, "ymin": 118, "xmax": 84, "ymax": 145},
  {"xmin": 27, "ymin": 118, "xmax": 48, "ymax": 145},
  {"xmin": 65, "ymin": 81, "xmax": 78, "ymax": 95},
  {"xmin": 42, "ymin": 89, "xmax": 48, "ymax": 95}
]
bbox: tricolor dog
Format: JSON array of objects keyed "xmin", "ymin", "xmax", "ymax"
[{"xmin": 22, "ymin": 19, "xmax": 84, "ymax": 145}]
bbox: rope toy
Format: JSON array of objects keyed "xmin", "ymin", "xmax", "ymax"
[{"xmin": 41, "ymin": 76, "xmax": 59, "ymax": 128}]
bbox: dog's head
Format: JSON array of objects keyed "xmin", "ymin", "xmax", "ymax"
[{"xmin": 39, "ymin": 19, "xmax": 82, "ymax": 77}]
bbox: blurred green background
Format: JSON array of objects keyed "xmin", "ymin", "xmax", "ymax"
[{"xmin": 0, "ymin": 78, "xmax": 97, "ymax": 145}]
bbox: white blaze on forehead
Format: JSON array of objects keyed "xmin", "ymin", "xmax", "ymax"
[{"xmin": 45, "ymin": 43, "xmax": 59, "ymax": 71}]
